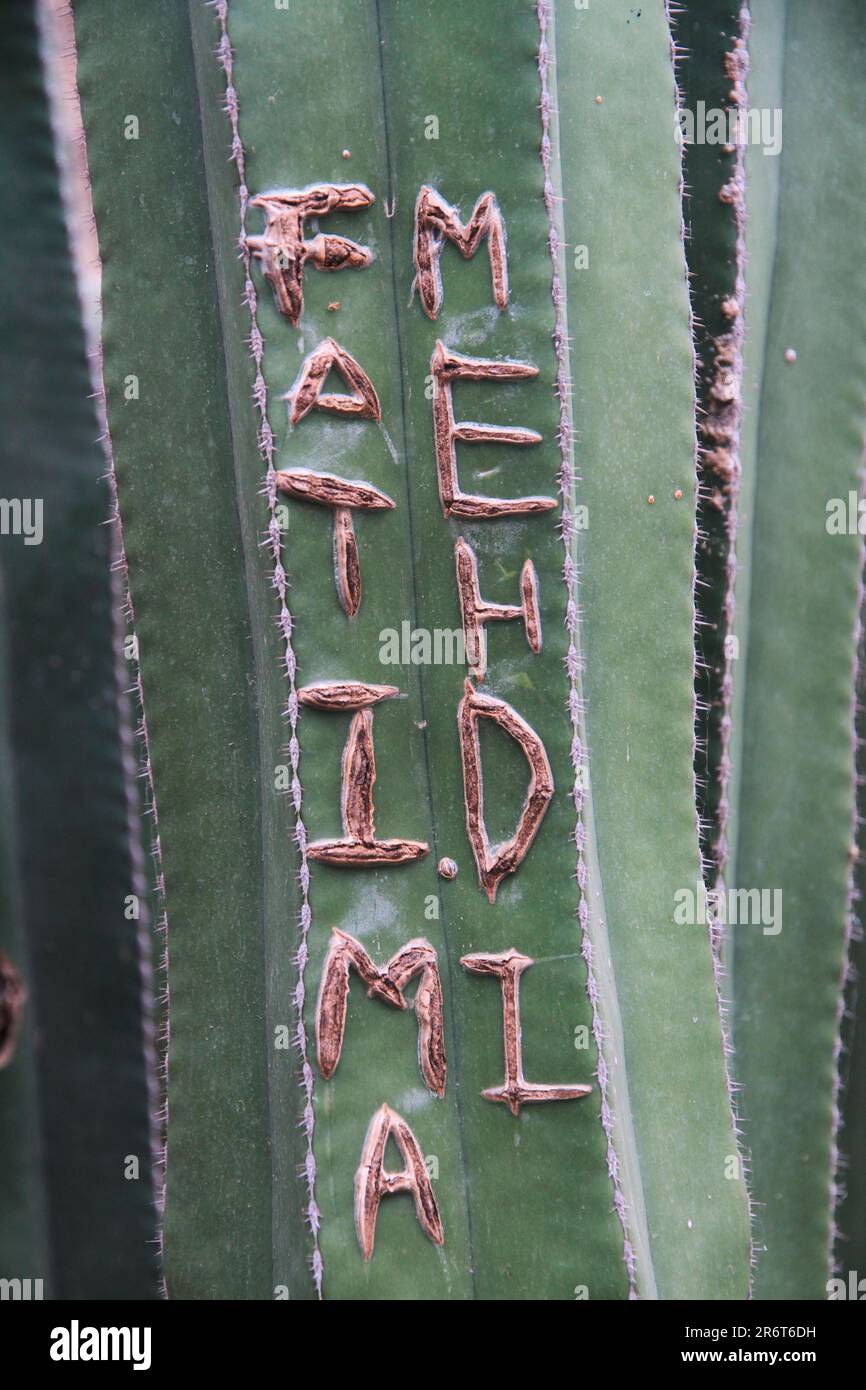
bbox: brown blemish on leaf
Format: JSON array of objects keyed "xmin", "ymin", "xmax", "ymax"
[
  {"xmin": 430, "ymin": 340, "xmax": 555, "ymax": 520},
  {"xmin": 701, "ymin": 29, "xmax": 748, "ymax": 511},
  {"xmin": 0, "ymin": 952, "xmax": 25, "ymax": 1069},
  {"xmin": 354, "ymin": 1104, "xmax": 444, "ymax": 1260},
  {"xmin": 284, "ymin": 338, "xmax": 380, "ymax": 426},
  {"xmin": 700, "ymin": 327, "xmax": 741, "ymax": 504},
  {"xmin": 455, "ymin": 537, "xmax": 541, "ymax": 679},
  {"xmin": 699, "ymin": 17, "xmax": 751, "ymax": 887},
  {"xmin": 317, "ymin": 929, "xmax": 446, "ymax": 1097},
  {"xmin": 247, "ymin": 184, "xmax": 374, "ymax": 326},
  {"xmin": 457, "ymin": 679, "xmax": 553, "ymax": 902},
  {"xmin": 460, "ymin": 948, "xmax": 592, "ymax": 1115},
  {"xmin": 437, "ymin": 856, "xmax": 458, "ymax": 880},
  {"xmin": 413, "ymin": 185, "xmax": 508, "ymax": 320}
]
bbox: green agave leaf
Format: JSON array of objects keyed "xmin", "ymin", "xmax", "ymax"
[
  {"xmin": 0, "ymin": 0, "xmax": 159, "ymax": 1299},
  {"xmin": 727, "ymin": 0, "xmax": 866, "ymax": 1300},
  {"xmin": 554, "ymin": 0, "xmax": 749, "ymax": 1297},
  {"xmin": 75, "ymin": 0, "xmax": 749, "ymax": 1299}
]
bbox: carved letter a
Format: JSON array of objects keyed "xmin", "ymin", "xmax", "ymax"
[{"xmin": 354, "ymin": 1105, "xmax": 443, "ymax": 1261}]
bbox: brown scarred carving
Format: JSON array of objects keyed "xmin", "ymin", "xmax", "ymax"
[
  {"xmin": 455, "ymin": 537, "xmax": 541, "ymax": 678},
  {"xmin": 298, "ymin": 681, "xmax": 399, "ymax": 711},
  {"xmin": 0, "ymin": 951, "xmax": 26, "ymax": 1069},
  {"xmin": 333, "ymin": 506, "xmax": 361, "ymax": 617},
  {"xmin": 355, "ymin": 1103, "xmax": 444, "ymax": 1260},
  {"xmin": 388, "ymin": 941, "xmax": 447, "ymax": 1097},
  {"xmin": 457, "ymin": 679, "xmax": 553, "ymax": 902},
  {"xmin": 316, "ymin": 929, "xmax": 446, "ymax": 1096},
  {"xmin": 284, "ymin": 337, "xmax": 380, "ymax": 426},
  {"xmin": 309, "ymin": 839, "xmax": 428, "ymax": 867},
  {"xmin": 247, "ymin": 184, "xmax": 374, "ymax": 326},
  {"xmin": 341, "ymin": 708, "xmax": 376, "ymax": 842},
  {"xmin": 413, "ymin": 185, "xmax": 508, "ymax": 320},
  {"xmin": 430, "ymin": 340, "xmax": 556, "ymax": 519},
  {"xmin": 275, "ymin": 470, "xmax": 393, "ymax": 513},
  {"xmin": 275, "ymin": 469, "xmax": 394, "ymax": 619},
  {"xmin": 308, "ymin": 702, "xmax": 429, "ymax": 868},
  {"xmin": 460, "ymin": 949, "xmax": 592, "ymax": 1116}
]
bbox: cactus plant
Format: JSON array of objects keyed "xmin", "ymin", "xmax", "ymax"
[
  {"xmin": 1, "ymin": 0, "xmax": 864, "ymax": 1303},
  {"xmin": 68, "ymin": 0, "xmax": 750, "ymax": 1300}
]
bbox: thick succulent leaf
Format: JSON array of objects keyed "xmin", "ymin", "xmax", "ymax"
[
  {"xmin": 75, "ymin": 0, "xmax": 750, "ymax": 1299},
  {"xmin": 728, "ymin": 0, "xmax": 866, "ymax": 1300},
  {"xmin": 0, "ymin": 0, "xmax": 159, "ymax": 1299},
  {"xmin": 555, "ymin": 0, "xmax": 749, "ymax": 1297}
]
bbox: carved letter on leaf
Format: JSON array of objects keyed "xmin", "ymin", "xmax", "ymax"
[
  {"xmin": 413, "ymin": 185, "xmax": 508, "ymax": 320},
  {"xmin": 275, "ymin": 470, "xmax": 394, "ymax": 619},
  {"xmin": 355, "ymin": 1104, "xmax": 444, "ymax": 1261},
  {"xmin": 316, "ymin": 929, "xmax": 446, "ymax": 1096},
  {"xmin": 283, "ymin": 337, "xmax": 380, "ymax": 427},
  {"xmin": 430, "ymin": 341, "xmax": 556, "ymax": 519},
  {"xmin": 297, "ymin": 680, "xmax": 399, "ymax": 712},
  {"xmin": 299, "ymin": 683, "xmax": 429, "ymax": 868},
  {"xmin": 458, "ymin": 679, "xmax": 553, "ymax": 902},
  {"xmin": 455, "ymin": 537, "xmax": 541, "ymax": 679},
  {"xmin": 460, "ymin": 949, "xmax": 592, "ymax": 1116},
  {"xmin": 246, "ymin": 184, "xmax": 374, "ymax": 326}
]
